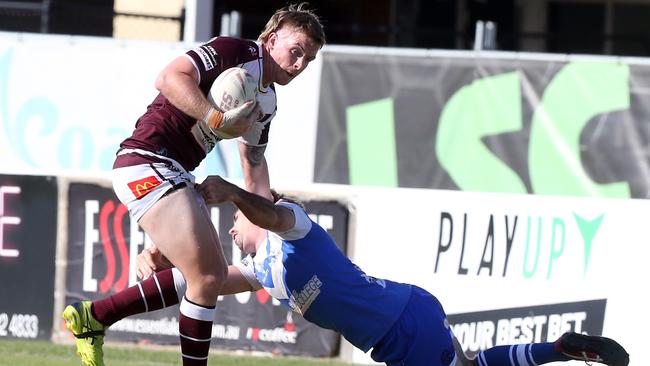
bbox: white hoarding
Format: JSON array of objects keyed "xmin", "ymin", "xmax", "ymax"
[
  {"xmin": 306, "ymin": 185, "xmax": 646, "ymax": 365},
  {"xmin": 0, "ymin": 32, "xmax": 321, "ymax": 183}
]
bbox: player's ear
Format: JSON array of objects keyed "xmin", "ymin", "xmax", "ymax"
[{"xmin": 267, "ymin": 32, "xmax": 278, "ymax": 48}]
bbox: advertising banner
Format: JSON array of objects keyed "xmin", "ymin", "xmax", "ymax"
[
  {"xmin": 64, "ymin": 182, "xmax": 347, "ymax": 356},
  {"xmin": 0, "ymin": 32, "xmax": 323, "ymax": 186},
  {"xmin": 335, "ymin": 185, "xmax": 647, "ymax": 364},
  {"xmin": 315, "ymin": 50, "xmax": 650, "ymax": 200},
  {"xmin": 0, "ymin": 174, "xmax": 57, "ymax": 340},
  {"xmin": 448, "ymin": 299, "xmax": 606, "ymax": 355}
]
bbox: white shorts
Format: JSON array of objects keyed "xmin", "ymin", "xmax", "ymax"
[{"xmin": 112, "ymin": 149, "xmax": 196, "ymax": 222}]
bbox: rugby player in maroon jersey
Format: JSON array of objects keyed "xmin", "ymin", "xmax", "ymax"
[{"xmin": 61, "ymin": 3, "xmax": 325, "ymax": 366}]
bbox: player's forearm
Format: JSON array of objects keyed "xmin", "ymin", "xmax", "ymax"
[
  {"xmin": 239, "ymin": 143, "xmax": 272, "ymax": 200},
  {"xmin": 220, "ymin": 266, "xmax": 254, "ymax": 295},
  {"xmin": 198, "ymin": 175, "xmax": 292, "ymax": 231},
  {"xmin": 244, "ymin": 159, "xmax": 271, "ymax": 199},
  {"xmin": 230, "ymin": 185, "xmax": 285, "ymax": 230}
]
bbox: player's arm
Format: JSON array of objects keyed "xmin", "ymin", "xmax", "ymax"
[
  {"xmin": 155, "ymin": 55, "xmax": 211, "ymax": 122},
  {"xmin": 232, "ymin": 186, "xmax": 294, "ymax": 233},
  {"xmin": 238, "ymin": 142, "xmax": 272, "ymax": 201},
  {"xmin": 135, "ymin": 248, "xmax": 255, "ymax": 294},
  {"xmin": 135, "ymin": 246, "xmax": 173, "ymax": 279},
  {"xmin": 155, "ymin": 55, "xmax": 257, "ymax": 136},
  {"xmin": 220, "ymin": 266, "xmax": 255, "ymax": 295},
  {"xmin": 198, "ymin": 176, "xmax": 295, "ymax": 232}
]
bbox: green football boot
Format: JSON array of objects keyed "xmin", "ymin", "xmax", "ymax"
[{"xmin": 62, "ymin": 301, "xmax": 107, "ymax": 366}]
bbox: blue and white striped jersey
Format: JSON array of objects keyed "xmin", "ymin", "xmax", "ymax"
[{"xmin": 236, "ymin": 202, "xmax": 412, "ymax": 352}]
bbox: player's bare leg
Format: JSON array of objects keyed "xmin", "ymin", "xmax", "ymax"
[{"xmin": 138, "ymin": 186, "xmax": 227, "ymax": 365}]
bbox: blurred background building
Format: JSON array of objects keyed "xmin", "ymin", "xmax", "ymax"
[{"xmin": 1, "ymin": 0, "xmax": 650, "ymax": 55}]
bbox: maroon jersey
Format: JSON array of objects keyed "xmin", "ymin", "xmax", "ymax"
[{"xmin": 115, "ymin": 37, "xmax": 277, "ymax": 171}]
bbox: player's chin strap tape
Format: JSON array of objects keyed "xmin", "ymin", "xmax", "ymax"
[{"xmin": 74, "ymin": 330, "xmax": 105, "ymax": 339}]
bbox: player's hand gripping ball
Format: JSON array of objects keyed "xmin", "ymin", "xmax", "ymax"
[{"xmin": 207, "ymin": 67, "xmax": 258, "ymax": 138}]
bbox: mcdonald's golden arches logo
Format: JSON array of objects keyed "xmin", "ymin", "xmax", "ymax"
[{"xmin": 127, "ymin": 176, "xmax": 161, "ymax": 200}]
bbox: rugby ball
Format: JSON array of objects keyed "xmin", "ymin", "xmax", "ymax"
[{"xmin": 208, "ymin": 67, "xmax": 257, "ymax": 113}]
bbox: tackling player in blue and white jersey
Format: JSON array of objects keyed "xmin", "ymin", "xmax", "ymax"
[
  {"xmin": 137, "ymin": 176, "xmax": 628, "ymax": 366},
  {"xmin": 72, "ymin": 171, "xmax": 629, "ymax": 366}
]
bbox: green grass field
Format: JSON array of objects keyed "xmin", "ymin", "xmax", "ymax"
[{"xmin": 0, "ymin": 339, "xmax": 358, "ymax": 366}]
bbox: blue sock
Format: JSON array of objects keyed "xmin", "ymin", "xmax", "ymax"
[{"xmin": 476, "ymin": 343, "xmax": 570, "ymax": 366}]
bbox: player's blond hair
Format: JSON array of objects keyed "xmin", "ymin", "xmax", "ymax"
[{"xmin": 258, "ymin": 2, "xmax": 325, "ymax": 48}]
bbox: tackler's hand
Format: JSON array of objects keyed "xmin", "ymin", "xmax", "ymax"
[
  {"xmin": 197, "ymin": 175, "xmax": 238, "ymax": 205},
  {"xmin": 136, "ymin": 246, "xmax": 173, "ymax": 280}
]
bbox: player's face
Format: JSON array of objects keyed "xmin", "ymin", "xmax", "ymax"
[
  {"xmin": 267, "ymin": 26, "xmax": 320, "ymax": 85},
  {"xmin": 229, "ymin": 210, "xmax": 260, "ymax": 254}
]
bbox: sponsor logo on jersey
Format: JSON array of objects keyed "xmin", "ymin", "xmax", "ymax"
[
  {"xmin": 289, "ymin": 274, "xmax": 322, "ymax": 315},
  {"xmin": 127, "ymin": 176, "xmax": 161, "ymax": 199},
  {"xmin": 357, "ymin": 265, "xmax": 387, "ymax": 288},
  {"xmin": 205, "ymin": 45, "xmax": 218, "ymax": 57},
  {"xmin": 196, "ymin": 46, "xmax": 216, "ymax": 71},
  {"xmin": 248, "ymin": 45, "xmax": 257, "ymax": 56}
]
